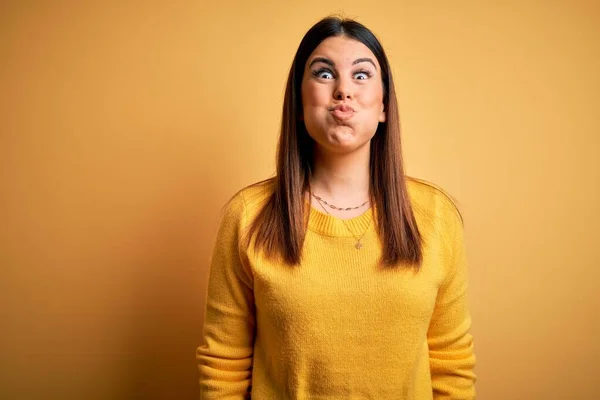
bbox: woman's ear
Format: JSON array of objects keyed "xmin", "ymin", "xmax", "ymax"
[{"xmin": 378, "ymin": 104, "xmax": 386, "ymax": 123}]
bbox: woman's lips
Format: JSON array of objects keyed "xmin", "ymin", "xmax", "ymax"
[
  {"xmin": 331, "ymin": 109, "xmax": 356, "ymax": 120},
  {"xmin": 329, "ymin": 105, "xmax": 356, "ymax": 121}
]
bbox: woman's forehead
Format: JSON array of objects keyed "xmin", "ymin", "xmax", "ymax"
[{"xmin": 307, "ymin": 36, "xmax": 379, "ymax": 69}]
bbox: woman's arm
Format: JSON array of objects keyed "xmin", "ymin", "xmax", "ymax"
[
  {"xmin": 428, "ymin": 201, "xmax": 477, "ymax": 399},
  {"xmin": 197, "ymin": 193, "xmax": 255, "ymax": 399}
]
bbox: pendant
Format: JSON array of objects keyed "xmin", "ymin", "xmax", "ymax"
[{"xmin": 355, "ymin": 241, "xmax": 363, "ymax": 249}]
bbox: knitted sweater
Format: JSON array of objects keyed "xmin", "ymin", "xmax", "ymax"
[{"xmin": 197, "ymin": 177, "xmax": 476, "ymax": 399}]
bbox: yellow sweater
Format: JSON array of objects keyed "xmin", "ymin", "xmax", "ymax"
[{"xmin": 197, "ymin": 178, "xmax": 476, "ymax": 399}]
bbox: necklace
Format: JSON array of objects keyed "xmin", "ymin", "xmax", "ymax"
[
  {"xmin": 311, "ymin": 193, "xmax": 369, "ymax": 211},
  {"xmin": 313, "ymin": 194, "xmax": 372, "ymax": 249}
]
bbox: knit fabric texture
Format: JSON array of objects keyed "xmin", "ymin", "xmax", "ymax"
[{"xmin": 197, "ymin": 178, "xmax": 476, "ymax": 399}]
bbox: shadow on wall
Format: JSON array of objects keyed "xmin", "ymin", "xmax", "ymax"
[{"xmin": 116, "ymin": 169, "xmax": 222, "ymax": 399}]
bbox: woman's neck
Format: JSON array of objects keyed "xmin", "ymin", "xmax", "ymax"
[{"xmin": 309, "ymin": 146, "xmax": 371, "ymax": 208}]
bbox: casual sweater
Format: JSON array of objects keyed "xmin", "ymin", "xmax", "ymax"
[{"xmin": 197, "ymin": 177, "xmax": 476, "ymax": 399}]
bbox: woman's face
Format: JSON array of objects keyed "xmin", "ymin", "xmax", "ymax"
[{"xmin": 301, "ymin": 36, "xmax": 386, "ymax": 155}]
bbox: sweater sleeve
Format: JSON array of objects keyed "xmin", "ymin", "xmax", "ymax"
[
  {"xmin": 197, "ymin": 192, "xmax": 255, "ymax": 399},
  {"xmin": 427, "ymin": 201, "xmax": 476, "ymax": 399}
]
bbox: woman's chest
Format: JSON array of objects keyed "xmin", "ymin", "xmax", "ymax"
[{"xmin": 248, "ymin": 232, "xmax": 446, "ymax": 329}]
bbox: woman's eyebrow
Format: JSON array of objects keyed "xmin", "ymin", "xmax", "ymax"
[
  {"xmin": 352, "ymin": 57, "xmax": 377, "ymax": 69},
  {"xmin": 308, "ymin": 57, "xmax": 377, "ymax": 70},
  {"xmin": 308, "ymin": 57, "xmax": 334, "ymax": 68}
]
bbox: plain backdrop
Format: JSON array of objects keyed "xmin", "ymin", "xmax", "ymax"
[{"xmin": 1, "ymin": 1, "xmax": 599, "ymax": 399}]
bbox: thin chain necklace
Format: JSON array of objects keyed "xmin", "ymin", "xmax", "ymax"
[
  {"xmin": 313, "ymin": 193, "xmax": 372, "ymax": 250},
  {"xmin": 311, "ymin": 193, "xmax": 369, "ymax": 211}
]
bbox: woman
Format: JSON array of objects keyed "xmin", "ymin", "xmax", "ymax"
[{"xmin": 197, "ymin": 16, "xmax": 476, "ymax": 399}]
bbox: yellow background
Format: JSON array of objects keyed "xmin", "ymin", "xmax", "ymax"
[{"xmin": 2, "ymin": 1, "xmax": 599, "ymax": 399}]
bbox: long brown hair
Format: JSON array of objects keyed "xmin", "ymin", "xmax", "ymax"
[{"xmin": 245, "ymin": 16, "xmax": 423, "ymax": 268}]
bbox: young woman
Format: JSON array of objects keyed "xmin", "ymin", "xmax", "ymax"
[{"xmin": 197, "ymin": 16, "xmax": 476, "ymax": 399}]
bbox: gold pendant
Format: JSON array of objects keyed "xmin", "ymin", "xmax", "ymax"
[{"xmin": 355, "ymin": 241, "xmax": 363, "ymax": 249}]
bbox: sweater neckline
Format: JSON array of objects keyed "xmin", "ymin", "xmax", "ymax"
[{"xmin": 305, "ymin": 201, "xmax": 376, "ymax": 238}]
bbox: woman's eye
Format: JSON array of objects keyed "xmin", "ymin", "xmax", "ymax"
[
  {"xmin": 354, "ymin": 71, "xmax": 371, "ymax": 80},
  {"xmin": 313, "ymin": 69, "xmax": 334, "ymax": 79}
]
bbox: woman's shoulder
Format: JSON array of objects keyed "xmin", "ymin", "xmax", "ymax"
[
  {"xmin": 224, "ymin": 177, "xmax": 276, "ymax": 220},
  {"xmin": 405, "ymin": 176, "xmax": 462, "ymax": 224},
  {"xmin": 238, "ymin": 177, "xmax": 276, "ymax": 207}
]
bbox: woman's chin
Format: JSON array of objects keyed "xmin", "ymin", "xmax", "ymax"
[
  {"xmin": 327, "ymin": 126, "xmax": 358, "ymax": 144},
  {"xmin": 308, "ymin": 126, "xmax": 372, "ymax": 154},
  {"xmin": 321, "ymin": 135, "xmax": 370, "ymax": 154}
]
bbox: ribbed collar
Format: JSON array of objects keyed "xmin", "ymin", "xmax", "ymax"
[{"xmin": 305, "ymin": 201, "xmax": 376, "ymax": 238}]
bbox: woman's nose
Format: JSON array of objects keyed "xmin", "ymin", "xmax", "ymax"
[
  {"xmin": 333, "ymin": 78, "xmax": 353, "ymax": 100},
  {"xmin": 334, "ymin": 90, "xmax": 352, "ymax": 100}
]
